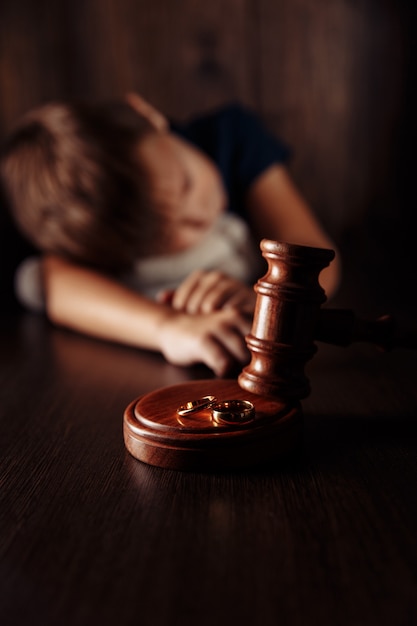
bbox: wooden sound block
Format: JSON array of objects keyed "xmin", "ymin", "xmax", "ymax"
[{"xmin": 123, "ymin": 379, "xmax": 303, "ymax": 471}]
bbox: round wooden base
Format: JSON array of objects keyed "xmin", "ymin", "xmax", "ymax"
[{"xmin": 123, "ymin": 379, "xmax": 303, "ymax": 471}]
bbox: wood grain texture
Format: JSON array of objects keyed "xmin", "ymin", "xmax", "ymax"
[
  {"xmin": 1, "ymin": 285, "xmax": 417, "ymax": 626},
  {"xmin": 124, "ymin": 378, "xmax": 302, "ymax": 470},
  {"xmin": 0, "ymin": 3, "xmax": 416, "ymax": 621},
  {"xmin": 255, "ymin": 0, "xmax": 412, "ymax": 232},
  {"xmin": 0, "ymin": 0, "xmax": 414, "ymax": 237}
]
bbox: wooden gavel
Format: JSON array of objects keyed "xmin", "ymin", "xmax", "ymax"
[
  {"xmin": 124, "ymin": 238, "xmax": 416, "ymax": 471},
  {"xmin": 238, "ymin": 239, "xmax": 416, "ymax": 401}
]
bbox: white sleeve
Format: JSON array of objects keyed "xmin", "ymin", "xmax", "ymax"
[{"xmin": 14, "ymin": 256, "xmax": 46, "ymax": 313}]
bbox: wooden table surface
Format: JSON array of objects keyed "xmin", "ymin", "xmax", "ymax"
[{"xmin": 1, "ymin": 264, "xmax": 417, "ymax": 626}]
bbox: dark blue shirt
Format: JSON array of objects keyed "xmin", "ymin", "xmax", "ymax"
[{"xmin": 172, "ymin": 103, "xmax": 291, "ymax": 218}]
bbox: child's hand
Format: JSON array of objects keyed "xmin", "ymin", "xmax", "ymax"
[
  {"xmin": 158, "ymin": 307, "xmax": 252, "ymax": 377},
  {"xmin": 157, "ymin": 270, "xmax": 256, "ymax": 316}
]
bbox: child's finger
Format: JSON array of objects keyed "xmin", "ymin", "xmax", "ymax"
[
  {"xmin": 171, "ymin": 270, "xmax": 219, "ymax": 313},
  {"xmin": 199, "ymin": 316, "xmax": 250, "ymax": 375},
  {"xmin": 200, "ymin": 281, "xmax": 243, "ymax": 313},
  {"xmin": 169, "ymin": 270, "xmax": 203, "ymax": 311}
]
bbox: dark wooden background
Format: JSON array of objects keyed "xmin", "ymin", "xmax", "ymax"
[
  {"xmin": 0, "ymin": 0, "xmax": 415, "ymax": 239},
  {"xmin": 1, "ymin": 4, "xmax": 417, "ymax": 624}
]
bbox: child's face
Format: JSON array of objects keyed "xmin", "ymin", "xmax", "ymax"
[{"xmin": 136, "ymin": 131, "xmax": 227, "ymax": 255}]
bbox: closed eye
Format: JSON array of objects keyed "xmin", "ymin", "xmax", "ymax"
[{"xmin": 182, "ymin": 218, "xmax": 210, "ymax": 230}]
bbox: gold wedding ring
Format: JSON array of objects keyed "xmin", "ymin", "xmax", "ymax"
[
  {"xmin": 177, "ymin": 395, "xmax": 217, "ymax": 416},
  {"xmin": 211, "ymin": 399, "xmax": 255, "ymax": 426}
]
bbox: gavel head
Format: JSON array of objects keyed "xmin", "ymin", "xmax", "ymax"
[{"xmin": 238, "ymin": 239, "xmax": 335, "ymax": 401}]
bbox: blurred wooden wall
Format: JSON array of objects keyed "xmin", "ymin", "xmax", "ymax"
[{"xmin": 0, "ymin": 0, "xmax": 414, "ymax": 242}]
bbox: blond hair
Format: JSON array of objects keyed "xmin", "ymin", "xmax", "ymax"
[{"xmin": 0, "ymin": 99, "xmax": 156, "ymax": 271}]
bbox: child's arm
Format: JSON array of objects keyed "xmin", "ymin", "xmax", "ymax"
[
  {"xmin": 246, "ymin": 164, "xmax": 342, "ymax": 299},
  {"xmin": 42, "ymin": 255, "xmax": 251, "ymax": 376}
]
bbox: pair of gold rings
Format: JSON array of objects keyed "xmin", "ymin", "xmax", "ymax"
[{"xmin": 177, "ymin": 395, "xmax": 255, "ymax": 426}]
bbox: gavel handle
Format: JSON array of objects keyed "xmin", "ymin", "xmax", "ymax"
[{"xmin": 315, "ymin": 309, "xmax": 417, "ymax": 351}]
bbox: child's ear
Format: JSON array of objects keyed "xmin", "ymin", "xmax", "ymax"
[{"xmin": 125, "ymin": 93, "xmax": 168, "ymax": 131}]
